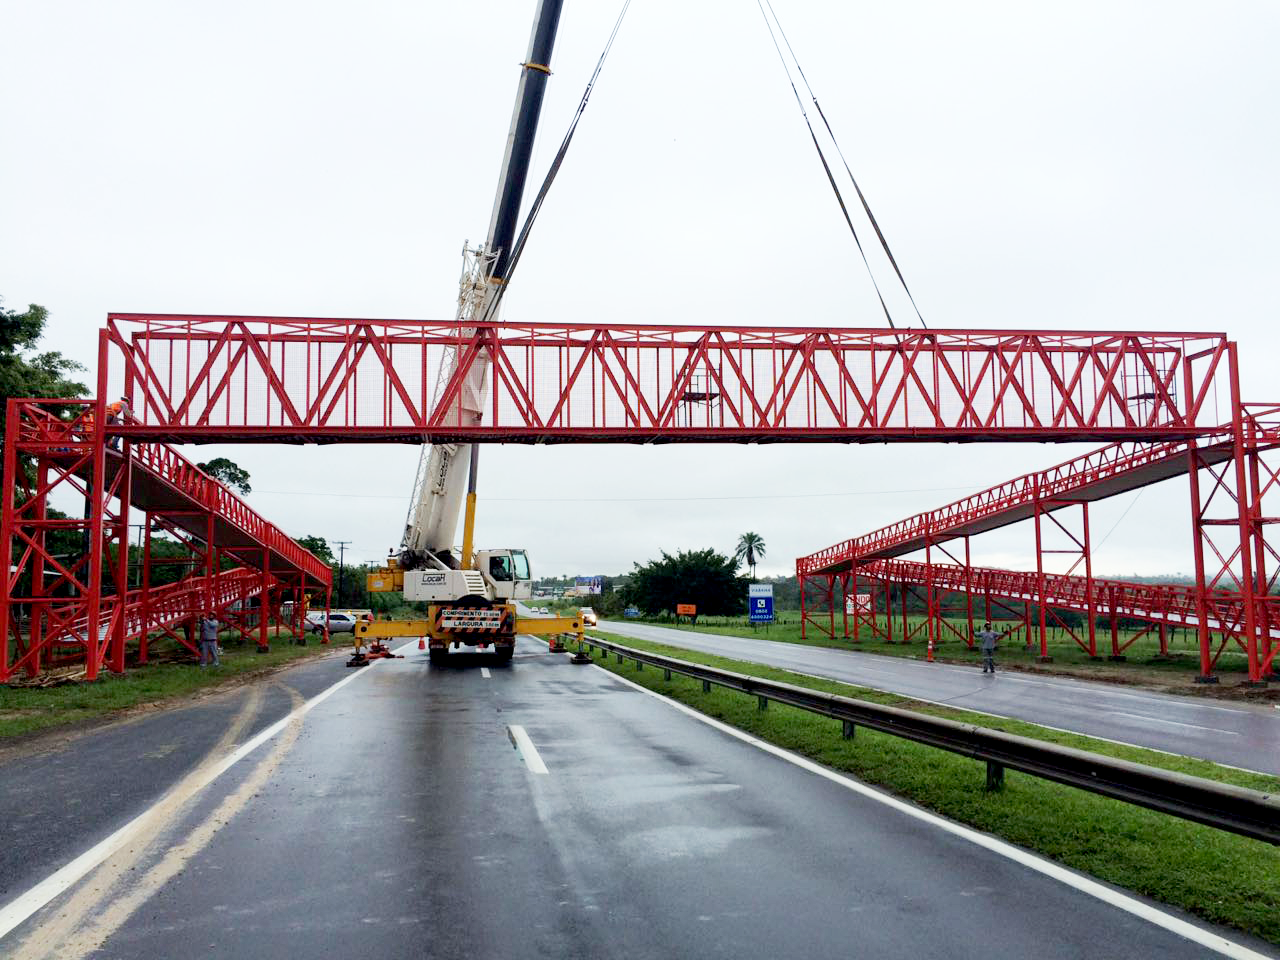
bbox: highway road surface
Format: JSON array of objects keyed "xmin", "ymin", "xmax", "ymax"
[
  {"xmin": 1, "ymin": 639, "xmax": 1274, "ymax": 959},
  {"xmin": 598, "ymin": 620, "xmax": 1280, "ymax": 776}
]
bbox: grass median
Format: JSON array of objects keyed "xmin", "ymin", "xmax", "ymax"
[
  {"xmin": 0, "ymin": 630, "xmax": 342, "ymax": 741},
  {"xmin": 585, "ymin": 630, "xmax": 1280, "ymax": 945}
]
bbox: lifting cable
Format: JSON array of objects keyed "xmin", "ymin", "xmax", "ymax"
[
  {"xmin": 482, "ymin": 0, "xmax": 633, "ymax": 324},
  {"xmin": 757, "ymin": 1, "xmax": 928, "ymax": 330}
]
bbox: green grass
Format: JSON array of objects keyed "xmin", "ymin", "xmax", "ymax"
[
  {"xmin": 586, "ymin": 629, "xmax": 1280, "ymax": 944},
  {"xmin": 616, "ymin": 613, "xmax": 1268, "ymax": 684},
  {"xmin": 0, "ymin": 629, "xmax": 339, "ymax": 741}
]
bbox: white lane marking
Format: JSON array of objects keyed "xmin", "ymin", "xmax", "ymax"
[
  {"xmin": 0, "ymin": 641, "xmax": 416, "ymax": 944},
  {"xmin": 599, "ymin": 667, "xmax": 1271, "ymax": 960},
  {"xmin": 481, "ymin": 667, "xmax": 491, "ymax": 679},
  {"xmin": 507, "ymin": 724, "xmax": 548, "ymax": 775},
  {"xmin": 1108, "ymin": 712, "xmax": 1239, "ymax": 735}
]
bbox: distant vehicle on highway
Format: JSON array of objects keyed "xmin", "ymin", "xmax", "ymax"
[
  {"xmin": 579, "ymin": 606, "xmax": 598, "ymax": 627},
  {"xmin": 306, "ymin": 611, "xmax": 361, "ymax": 635}
]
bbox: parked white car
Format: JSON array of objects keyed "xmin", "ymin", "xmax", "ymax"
[{"xmin": 306, "ymin": 611, "xmax": 360, "ymax": 635}]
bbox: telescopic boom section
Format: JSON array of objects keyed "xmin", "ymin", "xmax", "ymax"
[{"xmin": 401, "ymin": 0, "xmax": 564, "ymax": 571}]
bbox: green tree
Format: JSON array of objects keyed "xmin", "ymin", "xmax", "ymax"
[
  {"xmin": 0, "ymin": 301, "xmax": 87, "ymax": 460},
  {"xmin": 624, "ymin": 548, "xmax": 746, "ymax": 618},
  {"xmin": 296, "ymin": 535, "xmax": 335, "ymax": 565},
  {"xmin": 733, "ymin": 531, "xmax": 767, "ymax": 580},
  {"xmin": 196, "ymin": 457, "xmax": 251, "ymax": 495}
]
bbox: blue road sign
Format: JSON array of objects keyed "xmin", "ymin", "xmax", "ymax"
[{"xmin": 748, "ymin": 584, "xmax": 774, "ymax": 623}]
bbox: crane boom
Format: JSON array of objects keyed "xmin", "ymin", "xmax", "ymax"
[{"xmin": 401, "ymin": 0, "xmax": 565, "ymax": 571}]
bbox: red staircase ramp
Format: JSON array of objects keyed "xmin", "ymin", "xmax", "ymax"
[
  {"xmin": 124, "ymin": 443, "xmax": 330, "ymax": 587},
  {"xmin": 798, "ymin": 436, "xmax": 1237, "ymax": 576},
  {"xmin": 798, "ymin": 404, "xmax": 1280, "ymax": 578},
  {"xmin": 2, "ymin": 399, "xmax": 332, "ymax": 681}
]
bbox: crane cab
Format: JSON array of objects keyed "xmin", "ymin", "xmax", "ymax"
[{"xmin": 476, "ymin": 549, "xmax": 532, "ymax": 601}]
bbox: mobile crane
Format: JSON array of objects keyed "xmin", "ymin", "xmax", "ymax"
[{"xmin": 357, "ymin": 0, "xmax": 583, "ymax": 665}]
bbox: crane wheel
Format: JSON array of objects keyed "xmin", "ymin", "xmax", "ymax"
[{"xmin": 428, "ymin": 647, "xmax": 449, "ymax": 666}]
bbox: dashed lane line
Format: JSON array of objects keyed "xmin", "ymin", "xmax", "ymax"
[
  {"xmin": 0, "ymin": 641, "xmax": 417, "ymax": 945},
  {"xmin": 507, "ymin": 724, "xmax": 549, "ymax": 774}
]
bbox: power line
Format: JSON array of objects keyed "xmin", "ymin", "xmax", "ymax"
[
  {"xmin": 1093, "ymin": 489, "xmax": 1146, "ymax": 552},
  {"xmin": 252, "ymin": 483, "xmax": 983, "ymax": 504}
]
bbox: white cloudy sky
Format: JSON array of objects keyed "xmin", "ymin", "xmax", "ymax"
[{"xmin": 3, "ymin": 1, "xmax": 1277, "ymax": 580}]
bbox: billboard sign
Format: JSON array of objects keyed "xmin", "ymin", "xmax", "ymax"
[
  {"xmin": 748, "ymin": 583, "xmax": 774, "ymax": 623},
  {"xmin": 575, "ymin": 576, "xmax": 603, "ymax": 595},
  {"xmin": 845, "ymin": 593, "xmax": 872, "ymax": 614}
]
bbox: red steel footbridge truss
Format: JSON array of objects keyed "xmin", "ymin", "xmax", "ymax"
[
  {"xmin": 797, "ymin": 404, "xmax": 1280, "ymax": 684},
  {"xmin": 4, "ymin": 314, "xmax": 1273, "ymax": 686}
]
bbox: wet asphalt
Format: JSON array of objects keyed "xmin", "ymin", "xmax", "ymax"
[
  {"xmin": 598, "ymin": 619, "xmax": 1280, "ymax": 776},
  {"xmin": 1, "ymin": 637, "xmax": 1272, "ymax": 959},
  {"xmin": 0, "ymin": 649, "xmax": 349, "ymax": 909}
]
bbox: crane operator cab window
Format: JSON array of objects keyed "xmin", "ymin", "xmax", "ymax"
[
  {"xmin": 511, "ymin": 550, "xmax": 530, "ymax": 582},
  {"xmin": 489, "ymin": 554, "xmax": 514, "ymax": 582}
]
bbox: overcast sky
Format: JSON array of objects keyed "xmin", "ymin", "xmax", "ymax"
[{"xmin": 3, "ymin": 1, "xmax": 1277, "ymax": 580}]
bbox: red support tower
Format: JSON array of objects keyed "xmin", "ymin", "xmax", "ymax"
[{"xmin": 1, "ymin": 399, "xmax": 332, "ymax": 682}]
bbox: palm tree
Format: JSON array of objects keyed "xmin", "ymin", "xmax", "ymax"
[{"xmin": 734, "ymin": 532, "xmax": 766, "ymax": 580}]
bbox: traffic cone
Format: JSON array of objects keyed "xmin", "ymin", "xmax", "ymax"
[
  {"xmin": 927, "ymin": 638, "xmax": 935, "ymax": 662},
  {"xmin": 418, "ymin": 638, "xmax": 425, "ymax": 650}
]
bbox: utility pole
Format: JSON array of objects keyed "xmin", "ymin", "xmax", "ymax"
[
  {"xmin": 334, "ymin": 541, "xmax": 351, "ymax": 608},
  {"xmin": 130, "ymin": 523, "xmax": 146, "ymax": 588}
]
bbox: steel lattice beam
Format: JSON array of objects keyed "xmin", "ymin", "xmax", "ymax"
[{"xmin": 103, "ymin": 316, "xmax": 1232, "ymax": 444}]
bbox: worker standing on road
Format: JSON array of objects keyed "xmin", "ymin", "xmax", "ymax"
[
  {"xmin": 198, "ymin": 613, "xmax": 221, "ymax": 667},
  {"xmin": 977, "ymin": 622, "xmax": 1000, "ymax": 674}
]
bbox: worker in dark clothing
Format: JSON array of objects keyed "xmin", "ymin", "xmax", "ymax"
[
  {"xmin": 976, "ymin": 622, "xmax": 1000, "ymax": 674},
  {"xmin": 198, "ymin": 613, "xmax": 221, "ymax": 667}
]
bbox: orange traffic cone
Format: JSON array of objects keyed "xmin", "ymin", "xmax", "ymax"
[
  {"xmin": 418, "ymin": 638, "xmax": 425, "ymax": 650},
  {"xmin": 927, "ymin": 638, "xmax": 935, "ymax": 662}
]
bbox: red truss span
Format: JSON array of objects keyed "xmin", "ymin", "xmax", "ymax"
[{"xmin": 103, "ymin": 316, "xmax": 1234, "ymax": 444}]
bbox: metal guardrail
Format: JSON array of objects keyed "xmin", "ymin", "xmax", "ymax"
[{"xmin": 578, "ymin": 635, "xmax": 1280, "ymax": 846}]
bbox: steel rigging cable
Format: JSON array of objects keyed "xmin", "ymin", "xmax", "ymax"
[
  {"xmin": 756, "ymin": 1, "xmax": 928, "ymax": 330},
  {"xmin": 482, "ymin": 0, "xmax": 633, "ymax": 324}
]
